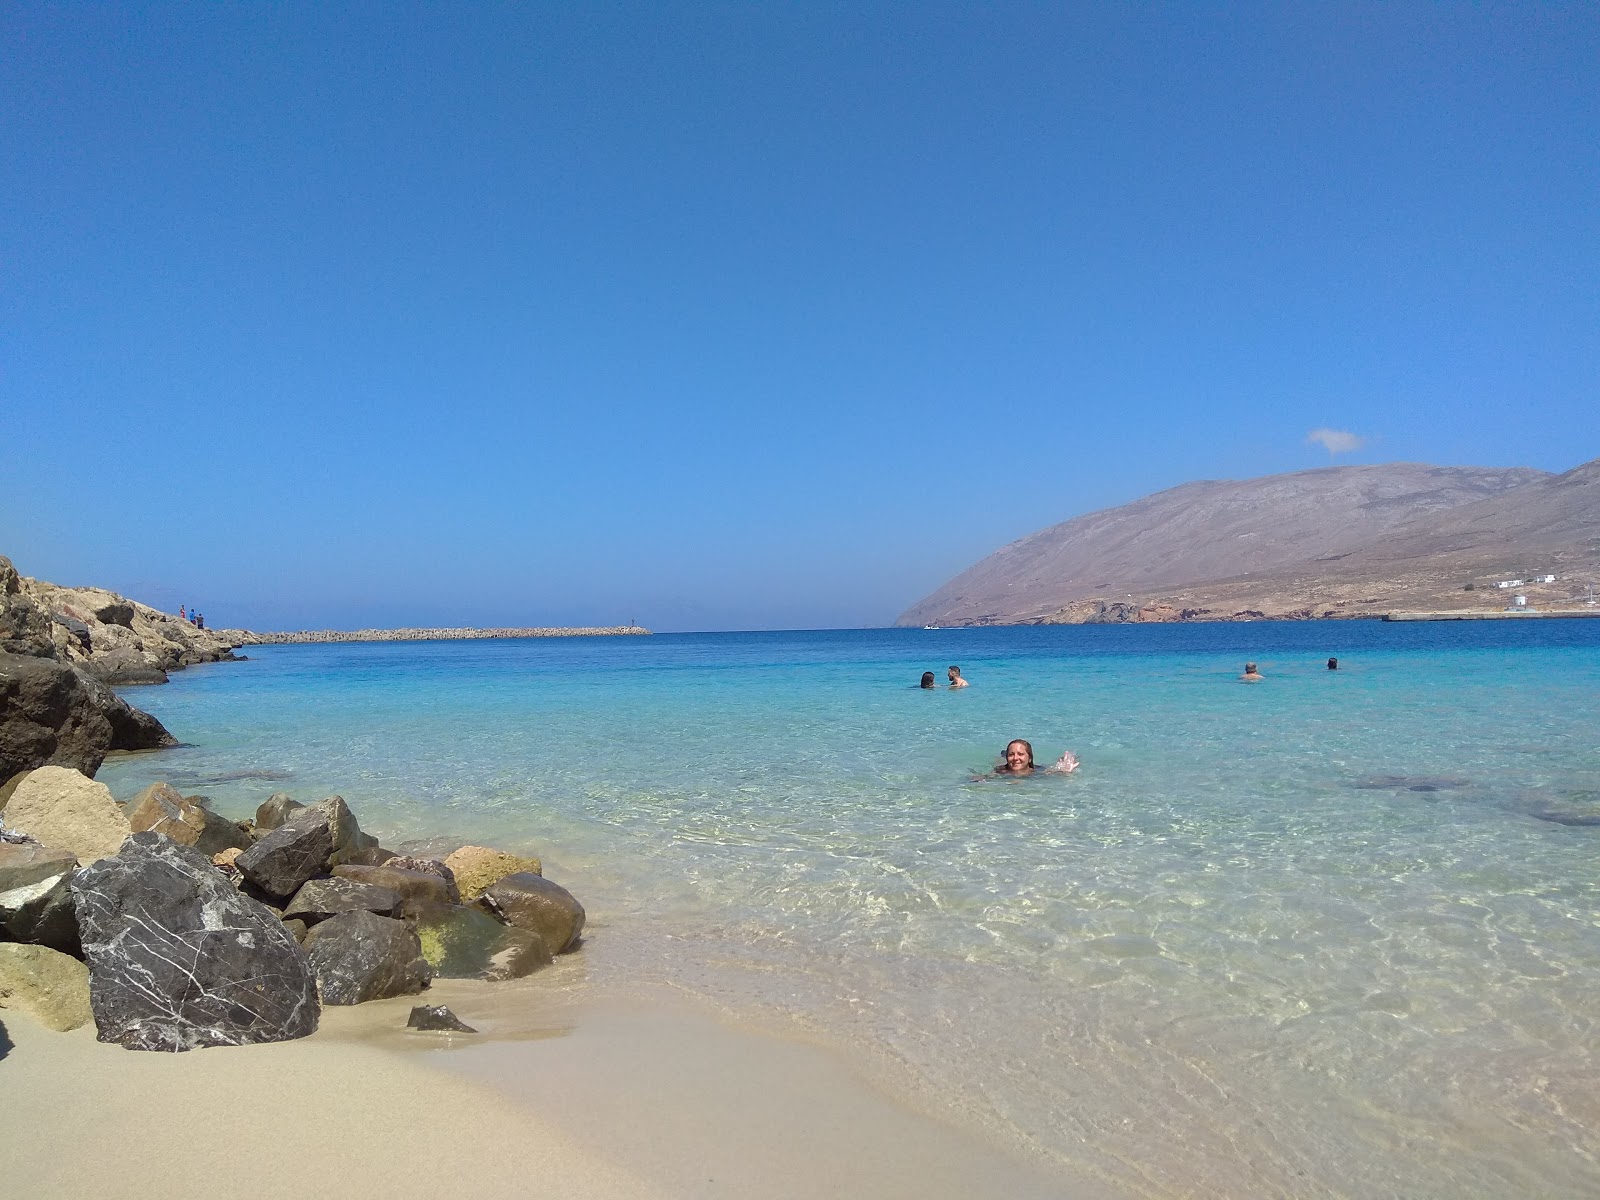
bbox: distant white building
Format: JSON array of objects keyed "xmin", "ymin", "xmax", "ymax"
[
  {"xmin": 1496, "ymin": 579, "xmax": 1524, "ymax": 588},
  {"xmin": 1534, "ymin": 574, "xmax": 1556, "ymax": 583}
]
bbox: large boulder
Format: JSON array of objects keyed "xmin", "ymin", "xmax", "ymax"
[
  {"xmin": 303, "ymin": 910, "xmax": 431, "ymax": 1005},
  {"xmin": 444, "ymin": 845, "xmax": 543, "ymax": 901},
  {"xmin": 0, "ymin": 652, "xmax": 176, "ymax": 780},
  {"xmin": 234, "ymin": 810, "xmax": 335, "ymax": 901},
  {"xmin": 3, "ymin": 766, "xmax": 130, "ymax": 863},
  {"xmin": 71, "ymin": 832, "xmax": 319, "ymax": 1051},
  {"xmin": 412, "ymin": 900, "xmax": 551, "ymax": 981},
  {"xmin": 333, "ymin": 863, "xmax": 458, "ymax": 916},
  {"xmin": 283, "ymin": 877, "xmax": 404, "ymax": 926},
  {"xmin": 127, "ymin": 782, "xmax": 251, "ymax": 857},
  {"xmin": 0, "ymin": 943, "xmax": 92, "ymax": 1031},
  {"xmin": 0, "ymin": 840, "xmax": 81, "ymax": 955},
  {"xmin": 478, "ymin": 872, "xmax": 586, "ymax": 955}
]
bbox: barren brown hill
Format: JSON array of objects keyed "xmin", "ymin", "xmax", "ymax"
[{"xmin": 897, "ymin": 459, "xmax": 1600, "ymax": 626}]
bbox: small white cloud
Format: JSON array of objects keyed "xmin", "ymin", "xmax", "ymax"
[{"xmin": 1306, "ymin": 428, "xmax": 1365, "ymax": 456}]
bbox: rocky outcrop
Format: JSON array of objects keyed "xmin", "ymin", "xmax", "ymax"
[
  {"xmin": 303, "ymin": 910, "xmax": 431, "ymax": 1005},
  {"xmin": 0, "ymin": 557, "xmax": 53, "ymax": 658},
  {"xmin": 71, "ymin": 832, "xmax": 319, "ymax": 1051},
  {"xmin": 478, "ymin": 872, "xmax": 586, "ymax": 956},
  {"xmin": 444, "ymin": 845, "xmax": 543, "ymax": 901},
  {"xmin": 0, "ymin": 653, "xmax": 176, "ymax": 781},
  {"xmin": 16, "ymin": 565, "xmax": 242, "ymax": 683},
  {"xmin": 3, "ymin": 767, "xmax": 131, "ymax": 863},
  {"xmin": 0, "ymin": 943, "xmax": 92, "ymax": 1031},
  {"xmin": 2, "ymin": 777, "xmax": 583, "ymax": 1042}
]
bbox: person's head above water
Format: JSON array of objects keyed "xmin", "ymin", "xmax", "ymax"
[
  {"xmin": 1241, "ymin": 662, "xmax": 1263, "ymax": 681},
  {"xmin": 947, "ymin": 665, "xmax": 968, "ymax": 688},
  {"xmin": 919, "ymin": 671, "xmax": 937, "ymax": 688},
  {"xmin": 1000, "ymin": 739, "xmax": 1035, "ymax": 772},
  {"xmin": 1327, "ymin": 657, "xmax": 1339, "ymax": 670}
]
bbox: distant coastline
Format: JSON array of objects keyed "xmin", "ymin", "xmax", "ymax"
[{"xmin": 229, "ymin": 625, "xmax": 651, "ymax": 644}]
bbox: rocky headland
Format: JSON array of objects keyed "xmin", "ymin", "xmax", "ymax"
[
  {"xmin": 899, "ymin": 456, "xmax": 1600, "ymax": 626},
  {"xmin": 3, "ymin": 556, "xmax": 243, "ymax": 684}
]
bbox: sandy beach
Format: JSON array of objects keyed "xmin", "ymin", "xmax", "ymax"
[{"xmin": 3, "ymin": 974, "xmax": 1088, "ymax": 1200}]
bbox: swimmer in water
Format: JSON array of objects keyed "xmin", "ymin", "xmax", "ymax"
[
  {"xmin": 977, "ymin": 739, "xmax": 1080, "ymax": 779},
  {"xmin": 1327, "ymin": 657, "xmax": 1339, "ymax": 670},
  {"xmin": 1240, "ymin": 662, "xmax": 1264, "ymax": 682},
  {"xmin": 919, "ymin": 671, "xmax": 937, "ymax": 688},
  {"xmin": 947, "ymin": 665, "xmax": 969, "ymax": 689}
]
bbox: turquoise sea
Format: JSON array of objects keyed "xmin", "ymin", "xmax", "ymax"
[{"xmin": 99, "ymin": 621, "xmax": 1600, "ymax": 1197}]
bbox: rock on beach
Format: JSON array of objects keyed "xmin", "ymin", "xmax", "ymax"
[
  {"xmin": 304, "ymin": 910, "xmax": 432, "ymax": 1005},
  {"xmin": 71, "ymin": 832, "xmax": 319, "ymax": 1051},
  {"xmin": 4, "ymin": 766, "xmax": 131, "ymax": 863},
  {"xmin": 0, "ymin": 942, "xmax": 92, "ymax": 1031}
]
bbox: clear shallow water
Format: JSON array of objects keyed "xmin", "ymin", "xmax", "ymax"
[{"xmin": 100, "ymin": 622, "xmax": 1600, "ymax": 1196}]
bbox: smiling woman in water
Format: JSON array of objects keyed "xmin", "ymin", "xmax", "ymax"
[{"xmin": 976, "ymin": 739, "xmax": 1080, "ymax": 779}]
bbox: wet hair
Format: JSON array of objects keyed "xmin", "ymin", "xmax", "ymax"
[
  {"xmin": 998, "ymin": 739, "xmax": 1035, "ymax": 772},
  {"xmin": 947, "ymin": 665, "xmax": 961, "ymax": 675},
  {"xmin": 920, "ymin": 671, "xmax": 937, "ymax": 688},
  {"xmin": 1327, "ymin": 657, "xmax": 1338, "ymax": 670},
  {"xmin": 1244, "ymin": 662, "xmax": 1258, "ymax": 673}
]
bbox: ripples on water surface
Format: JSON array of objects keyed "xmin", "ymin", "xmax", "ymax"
[{"xmin": 101, "ymin": 621, "xmax": 1600, "ymax": 1196}]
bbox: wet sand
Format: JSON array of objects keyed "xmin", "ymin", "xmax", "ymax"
[{"xmin": 2, "ymin": 980, "xmax": 1094, "ymax": 1200}]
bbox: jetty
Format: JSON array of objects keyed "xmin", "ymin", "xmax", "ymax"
[{"xmin": 229, "ymin": 625, "xmax": 651, "ymax": 644}]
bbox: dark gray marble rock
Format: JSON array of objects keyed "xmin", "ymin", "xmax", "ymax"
[
  {"xmin": 303, "ymin": 910, "xmax": 431, "ymax": 1005},
  {"xmin": 412, "ymin": 900, "xmax": 551, "ymax": 981},
  {"xmin": 70, "ymin": 831, "xmax": 318, "ymax": 1051},
  {"xmin": 235, "ymin": 810, "xmax": 335, "ymax": 900},
  {"xmin": 407, "ymin": 1004, "xmax": 476, "ymax": 1033},
  {"xmin": 479, "ymin": 872, "xmax": 587, "ymax": 955},
  {"xmin": 284, "ymin": 876, "xmax": 404, "ymax": 925}
]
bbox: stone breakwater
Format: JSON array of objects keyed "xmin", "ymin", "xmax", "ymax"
[{"xmin": 231, "ymin": 625, "xmax": 651, "ymax": 645}]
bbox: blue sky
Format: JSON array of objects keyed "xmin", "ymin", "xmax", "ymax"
[{"xmin": 3, "ymin": 3, "xmax": 1596, "ymax": 631}]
